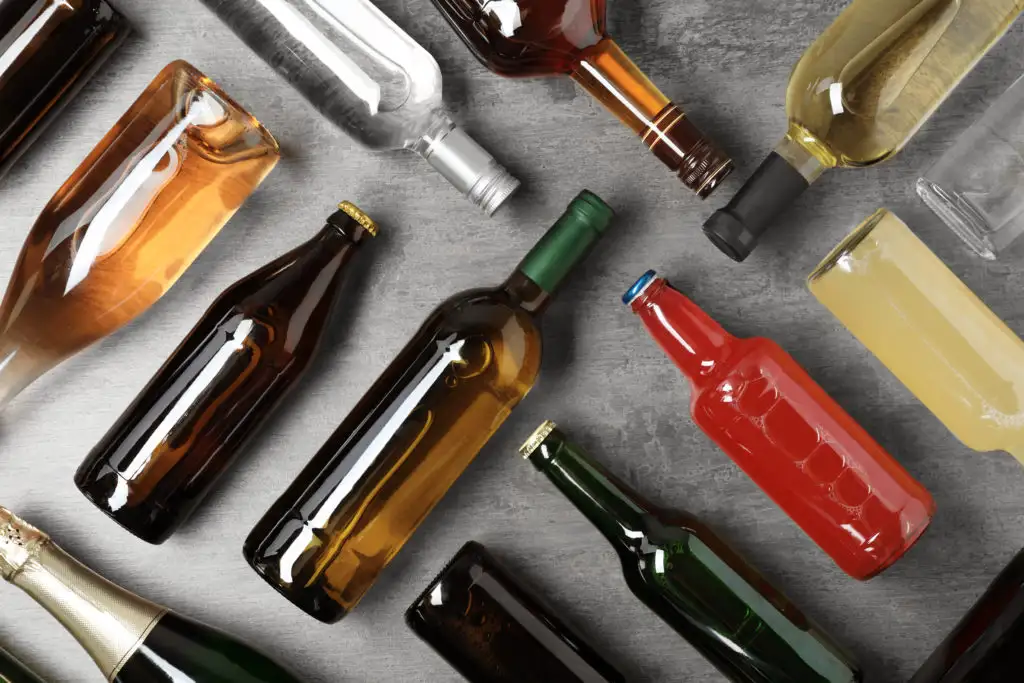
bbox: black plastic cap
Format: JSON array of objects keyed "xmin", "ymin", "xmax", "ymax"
[{"xmin": 703, "ymin": 152, "xmax": 811, "ymax": 262}]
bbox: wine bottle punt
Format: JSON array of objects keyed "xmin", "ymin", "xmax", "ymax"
[
  {"xmin": 245, "ymin": 190, "xmax": 615, "ymax": 623},
  {"xmin": 0, "ymin": 506, "xmax": 304, "ymax": 683},
  {"xmin": 75, "ymin": 202, "xmax": 378, "ymax": 544}
]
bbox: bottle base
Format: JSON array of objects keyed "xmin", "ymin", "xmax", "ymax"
[
  {"xmin": 242, "ymin": 538, "xmax": 349, "ymax": 624},
  {"xmin": 916, "ymin": 178, "xmax": 998, "ymax": 260},
  {"xmin": 73, "ymin": 466, "xmax": 175, "ymax": 545},
  {"xmin": 857, "ymin": 497, "xmax": 935, "ymax": 581}
]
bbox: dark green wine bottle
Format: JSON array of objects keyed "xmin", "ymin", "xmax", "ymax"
[
  {"xmin": 519, "ymin": 421, "xmax": 863, "ymax": 683},
  {"xmin": 0, "ymin": 506, "xmax": 303, "ymax": 683},
  {"xmin": 0, "ymin": 646, "xmax": 44, "ymax": 683}
]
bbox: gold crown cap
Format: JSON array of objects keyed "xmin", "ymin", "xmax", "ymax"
[{"xmin": 338, "ymin": 201, "xmax": 378, "ymax": 236}]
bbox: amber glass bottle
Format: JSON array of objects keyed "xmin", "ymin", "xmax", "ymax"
[
  {"xmin": 244, "ymin": 191, "xmax": 615, "ymax": 623},
  {"xmin": 431, "ymin": 0, "xmax": 731, "ymax": 198},
  {"xmin": 0, "ymin": 60, "xmax": 279, "ymax": 410},
  {"xmin": 74, "ymin": 203, "xmax": 377, "ymax": 544},
  {"xmin": 0, "ymin": 0, "xmax": 130, "ymax": 179},
  {"xmin": 407, "ymin": 541, "xmax": 626, "ymax": 683}
]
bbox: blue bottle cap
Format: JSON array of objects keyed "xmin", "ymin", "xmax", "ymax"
[{"xmin": 623, "ymin": 270, "xmax": 658, "ymax": 306}]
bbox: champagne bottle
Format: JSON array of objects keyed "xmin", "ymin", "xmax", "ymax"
[
  {"xmin": 0, "ymin": 646, "xmax": 44, "ymax": 683},
  {"xmin": 431, "ymin": 0, "xmax": 732, "ymax": 198},
  {"xmin": 75, "ymin": 202, "xmax": 378, "ymax": 544},
  {"xmin": 0, "ymin": 506, "xmax": 304, "ymax": 683},
  {"xmin": 0, "ymin": 0, "xmax": 130, "ymax": 179},
  {"xmin": 244, "ymin": 191, "xmax": 615, "ymax": 623},
  {"xmin": 0, "ymin": 60, "xmax": 279, "ymax": 410},
  {"xmin": 519, "ymin": 421, "xmax": 863, "ymax": 683},
  {"xmin": 910, "ymin": 547, "xmax": 1024, "ymax": 682},
  {"xmin": 407, "ymin": 541, "xmax": 626, "ymax": 683},
  {"xmin": 703, "ymin": 0, "xmax": 1024, "ymax": 262}
]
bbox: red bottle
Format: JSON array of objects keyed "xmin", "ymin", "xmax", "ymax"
[{"xmin": 624, "ymin": 270, "xmax": 935, "ymax": 580}]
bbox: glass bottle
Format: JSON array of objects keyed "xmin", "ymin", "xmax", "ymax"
[
  {"xmin": 808, "ymin": 209, "xmax": 1024, "ymax": 465},
  {"xmin": 703, "ymin": 0, "xmax": 1024, "ymax": 262},
  {"xmin": 520, "ymin": 421, "xmax": 863, "ymax": 683},
  {"xmin": 0, "ymin": 506, "xmax": 304, "ymax": 683},
  {"xmin": 0, "ymin": 0, "xmax": 130, "ymax": 180},
  {"xmin": 198, "ymin": 0, "xmax": 518, "ymax": 215},
  {"xmin": 406, "ymin": 540, "xmax": 626, "ymax": 683},
  {"xmin": 430, "ymin": 0, "xmax": 732, "ymax": 199},
  {"xmin": 910, "ymin": 547, "xmax": 1024, "ymax": 682},
  {"xmin": 0, "ymin": 646, "xmax": 44, "ymax": 683},
  {"xmin": 624, "ymin": 270, "xmax": 935, "ymax": 580},
  {"xmin": 74, "ymin": 202, "xmax": 378, "ymax": 545},
  {"xmin": 244, "ymin": 190, "xmax": 615, "ymax": 623},
  {"xmin": 0, "ymin": 60, "xmax": 279, "ymax": 411}
]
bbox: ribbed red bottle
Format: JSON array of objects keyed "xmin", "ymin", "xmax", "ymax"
[{"xmin": 624, "ymin": 270, "xmax": 935, "ymax": 580}]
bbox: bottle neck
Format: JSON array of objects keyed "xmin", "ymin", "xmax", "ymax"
[
  {"xmin": 775, "ymin": 123, "xmax": 833, "ymax": 183},
  {"xmin": 527, "ymin": 429, "xmax": 653, "ymax": 554},
  {"xmin": 502, "ymin": 270, "xmax": 552, "ymax": 317},
  {"xmin": 571, "ymin": 38, "xmax": 732, "ymax": 197},
  {"xmin": 631, "ymin": 279, "xmax": 735, "ymax": 382},
  {"xmin": 7, "ymin": 541, "xmax": 165, "ymax": 680}
]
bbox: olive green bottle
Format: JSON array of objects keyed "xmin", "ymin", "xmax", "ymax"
[{"xmin": 520, "ymin": 421, "xmax": 862, "ymax": 683}]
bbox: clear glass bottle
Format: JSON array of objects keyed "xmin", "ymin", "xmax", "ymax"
[
  {"xmin": 808, "ymin": 209, "xmax": 1024, "ymax": 465},
  {"xmin": 704, "ymin": 0, "xmax": 1024, "ymax": 262},
  {"xmin": 244, "ymin": 191, "xmax": 615, "ymax": 623},
  {"xmin": 407, "ymin": 541, "xmax": 627, "ymax": 683},
  {"xmin": 0, "ymin": 60, "xmax": 280, "ymax": 411},
  {"xmin": 431, "ymin": 0, "xmax": 733, "ymax": 199},
  {"xmin": 0, "ymin": 506, "xmax": 304, "ymax": 683},
  {"xmin": 520, "ymin": 421, "xmax": 863, "ymax": 683},
  {"xmin": 75, "ymin": 202, "xmax": 377, "ymax": 545},
  {"xmin": 199, "ymin": 0, "xmax": 518, "ymax": 214},
  {"xmin": 0, "ymin": 0, "xmax": 130, "ymax": 180}
]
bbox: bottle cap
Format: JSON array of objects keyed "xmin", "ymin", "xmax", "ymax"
[
  {"xmin": 337, "ymin": 201, "xmax": 378, "ymax": 236},
  {"xmin": 623, "ymin": 270, "xmax": 658, "ymax": 306},
  {"xmin": 702, "ymin": 152, "xmax": 811, "ymax": 262},
  {"xmin": 421, "ymin": 125, "xmax": 520, "ymax": 215},
  {"xmin": 0, "ymin": 507, "xmax": 47, "ymax": 580},
  {"xmin": 519, "ymin": 420, "xmax": 558, "ymax": 459}
]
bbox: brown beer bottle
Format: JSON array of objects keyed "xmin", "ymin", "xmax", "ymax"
[
  {"xmin": 0, "ymin": 0, "xmax": 130, "ymax": 179},
  {"xmin": 75, "ymin": 202, "xmax": 377, "ymax": 544}
]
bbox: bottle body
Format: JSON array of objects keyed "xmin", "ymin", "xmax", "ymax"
[
  {"xmin": 406, "ymin": 541, "xmax": 626, "ymax": 683},
  {"xmin": 910, "ymin": 548, "xmax": 1024, "ymax": 682},
  {"xmin": 626, "ymin": 272, "xmax": 935, "ymax": 580},
  {"xmin": 199, "ymin": 0, "xmax": 518, "ymax": 213},
  {"xmin": 0, "ymin": 646, "xmax": 44, "ymax": 683},
  {"xmin": 0, "ymin": 507, "xmax": 303, "ymax": 683},
  {"xmin": 0, "ymin": 60, "xmax": 279, "ymax": 410},
  {"xmin": 520, "ymin": 421, "xmax": 863, "ymax": 683},
  {"xmin": 245, "ymin": 287, "xmax": 543, "ymax": 622},
  {"xmin": 808, "ymin": 209, "xmax": 1024, "ymax": 464},
  {"xmin": 75, "ymin": 205, "xmax": 376, "ymax": 544},
  {"xmin": 431, "ymin": 0, "xmax": 732, "ymax": 197},
  {"xmin": 0, "ymin": 0, "xmax": 130, "ymax": 179}
]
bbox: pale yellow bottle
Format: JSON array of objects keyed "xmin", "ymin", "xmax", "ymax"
[{"xmin": 808, "ymin": 209, "xmax": 1024, "ymax": 464}]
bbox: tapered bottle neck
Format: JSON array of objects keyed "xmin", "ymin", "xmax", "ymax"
[
  {"xmin": 522, "ymin": 422, "xmax": 654, "ymax": 555},
  {"xmin": 570, "ymin": 38, "xmax": 732, "ymax": 197},
  {"xmin": 0, "ymin": 510, "xmax": 165, "ymax": 681},
  {"xmin": 626, "ymin": 273, "xmax": 735, "ymax": 383}
]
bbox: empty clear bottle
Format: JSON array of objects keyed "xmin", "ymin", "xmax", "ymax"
[{"xmin": 199, "ymin": 0, "xmax": 519, "ymax": 214}]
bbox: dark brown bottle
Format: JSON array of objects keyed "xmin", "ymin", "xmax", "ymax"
[
  {"xmin": 74, "ymin": 202, "xmax": 377, "ymax": 544},
  {"xmin": 0, "ymin": 0, "xmax": 130, "ymax": 179},
  {"xmin": 407, "ymin": 541, "xmax": 626, "ymax": 683}
]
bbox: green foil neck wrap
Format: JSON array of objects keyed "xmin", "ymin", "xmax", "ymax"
[{"xmin": 518, "ymin": 191, "xmax": 614, "ymax": 294}]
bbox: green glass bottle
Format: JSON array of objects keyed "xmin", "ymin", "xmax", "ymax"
[
  {"xmin": 245, "ymin": 191, "xmax": 614, "ymax": 623},
  {"xmin": 0, "ymin": 506, "xmax": 303, "ymax": 683},
  {"xmin": 519, "ymin": 421, "xmax": 863, "ymax": 683},
  {"xmin": 0, "ymin": 646, "xmax": 44, "ymax": 683}
]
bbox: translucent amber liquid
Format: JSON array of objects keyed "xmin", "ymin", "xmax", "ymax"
[
  {"xmin": 786, "ymin": 0, "xmax": 1024, "ymax": 168},
  {"xmin": 809, "ymin": 211, "xmax": 1024, "ymax": 462},
  {"xmin": 0, "ymin": 61, "xmax": 278, "ymax": 404}
]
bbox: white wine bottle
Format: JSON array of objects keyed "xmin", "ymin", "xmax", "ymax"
[
  {"xmin": 0, "ymin": 506, "xmax": 303, "ymax": 683},
  {"xmin": 704, "ymin": 0, "xmax": 1024, "ymax": 261}
]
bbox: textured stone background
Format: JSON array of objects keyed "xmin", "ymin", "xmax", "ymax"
[{"xmin": 3, "ymin": 1, "xmax": 1024, "ymax": 681}]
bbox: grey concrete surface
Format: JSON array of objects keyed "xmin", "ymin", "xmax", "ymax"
[{"xmin": 2, "ymin": 1, "xmax": 1024, "ymax": 681}]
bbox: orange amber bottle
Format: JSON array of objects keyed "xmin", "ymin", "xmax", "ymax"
[{"xmin": 431, "ymin": 0, "xmax": 731, "ymax": 198}]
